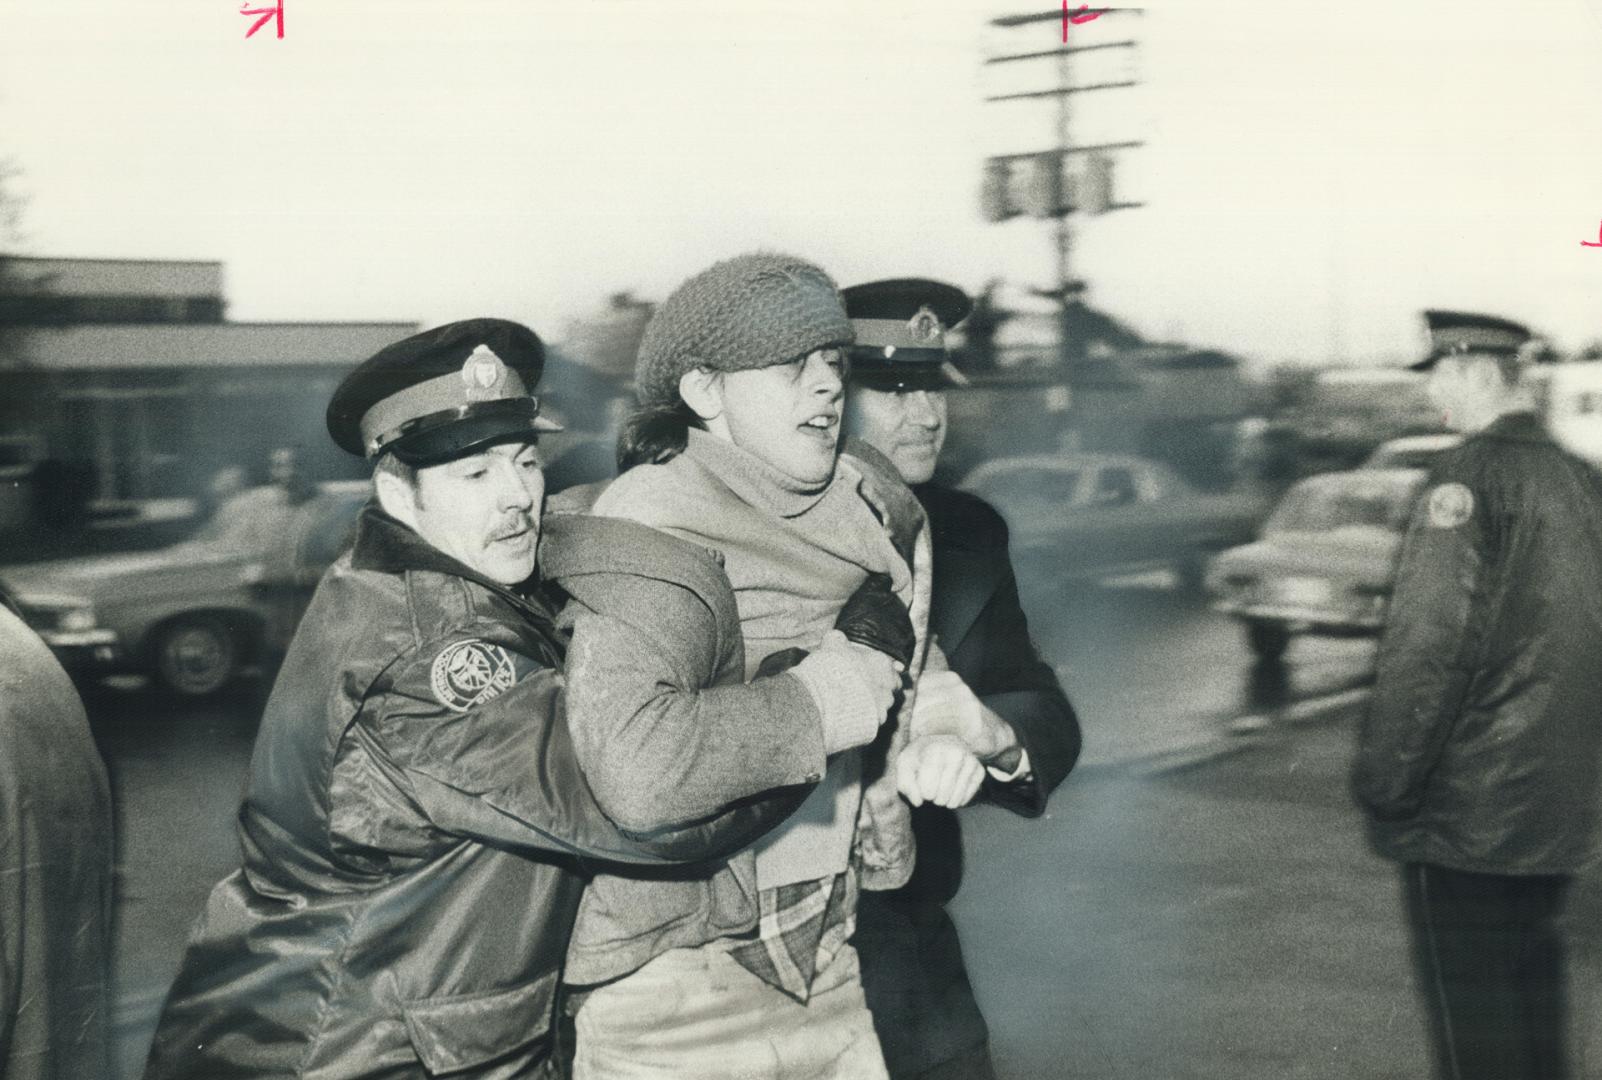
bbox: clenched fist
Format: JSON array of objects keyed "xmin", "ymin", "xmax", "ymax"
[{"xmin": 895, "ymin": 733, "xmax": 985, "ymax": 809}]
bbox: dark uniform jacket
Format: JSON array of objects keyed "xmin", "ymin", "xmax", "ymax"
[
  {"xmin": 1354, "ymin": 412, "xmax": 1602, "ymax": 875},
  {"xmin": 143, "ymin": 507, "xmax": 807, "ymax": 1080},
  {"xmin": 857, "ymin": 484, "xmax": 1082, "ymax": 1077},
  {"xmin": 0, "ymin": 604, "xmax": 114, "ymax": 1080}
]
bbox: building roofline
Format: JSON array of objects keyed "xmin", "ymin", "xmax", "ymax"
[
  {"xmin": 198, "ymin": 320, "xmax": 418, "ymax": 330},
  {"xmin": 0, "ymin": 253, "xmax": 226, "ymax": 269},
  {"xmin": 20, "ymin": 319, "xmax": 418, "ymax": 331}
]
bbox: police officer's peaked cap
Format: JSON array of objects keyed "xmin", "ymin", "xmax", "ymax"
[
  {"xmin": 1411, "ymin": 310, "xmax": 1533, "ymax": 372},
  {"xmin": 841, "ymin": 278, "xmax": 973, "ymax": 392},
  {"xmin": 327, "ymin": 318, "xmax": 562, "ymax": 465}
]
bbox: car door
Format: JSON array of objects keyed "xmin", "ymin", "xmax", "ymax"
[
  {"xmin": 976, "ymin": 464, "xmax": 1084, "ymax": 574},
  {"xmin": 1073, "ymin": 463, "xmax": 1162, "ymax": 573}
]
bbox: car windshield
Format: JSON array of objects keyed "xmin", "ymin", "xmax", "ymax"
[
  {"xmin": 187, "ymin": 486, "xmax": 367, "ymax": 564},
  {"xmin": 188, "ymin": 487, "xmax": 295, "ymax": 552},
  {"xmin": 983, "ymin": 467, "xmax": 1081, "ymax": 507},
  {"xmin": 295, "ymin": 493, "xmax": 367, "ymax": 569},
  {"xmin": 1368, "ymin": 448, "xmax": 1433, "ymax": 469},
  {"xmin": 1265, "ymin": 477, "xmax": 1418, "ymax": 534}
]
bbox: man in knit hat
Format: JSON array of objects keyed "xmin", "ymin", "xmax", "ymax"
[{"xmin": 559, "ymin": 252, "xmax": 988, "ymax": 1079}]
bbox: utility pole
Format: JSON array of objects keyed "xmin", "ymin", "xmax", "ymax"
[{"xmin": 982, "ymin": 7, "xmax": 1145, "ymax": 365}]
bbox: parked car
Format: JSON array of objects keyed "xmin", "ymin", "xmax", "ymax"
[
  {"xmin": 1360, "ymin": 433, "xmax": 1461, "ymax": 470},
  {"xmin": 0, "ymin": 481, "xmax": 369, "ymax": 696},
  {"xmin": 1205, "ymin": 467, "xmax": 1429, "ymax": 660},
  {"xmin": 957, "ymin": 453, "xmax": 1267, "ymax": 591}
]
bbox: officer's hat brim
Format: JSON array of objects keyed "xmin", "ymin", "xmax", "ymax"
[
  {"xmin": 848, "ymin": 355, "xmax": 966, "ymax": 392},
  {"xmin": 380, "ymin": 399, "xmax": 563, "ymax": 466}
]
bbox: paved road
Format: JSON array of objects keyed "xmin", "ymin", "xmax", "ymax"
[
  {"xmin": 1018, "ymin": 573, "xmax": 1377, "ymax": 766},
  {"xmin": 86, "ymin": 679, "xmax": 266, "ymax": 1080},
  {"xmin": 87, "ymin": 579, "xmax": 1505, "ymax": 1079},
  {"xmin": 953, "ymin": 691, "xmax": 1602, "ymax": 1080}
]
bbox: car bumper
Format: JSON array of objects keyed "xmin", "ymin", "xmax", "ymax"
[
  {"xmin": 1211, "ymin": 599, "xmax": 1385, "ymax": 633},
  {"xmin": 39, "ymin": 628, "xmax": 125, "ymax": 671}
]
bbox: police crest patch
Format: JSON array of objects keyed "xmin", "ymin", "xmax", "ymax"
[
  {"xmin": 1426, "ymin": 482, "xmax": 1474, "ymax": 529},
  {"xmin": 430, "ymin": 639, "xmax": 517, "ymax": 711}
]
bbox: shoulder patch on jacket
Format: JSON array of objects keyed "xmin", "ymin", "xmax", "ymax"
[
  {"xmin": 1426, "ymin": 482, "xmax": 1474, "ymax": 529},
  {"xmin": 429, "ymin": 639, "xmax": 518, "ymax": 712}
]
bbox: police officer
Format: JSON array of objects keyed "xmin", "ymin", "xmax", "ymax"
[
  {"xmin": 143, "ymin": 319, "xmax": 813, "ymax": 1080},
  {"xmin": 1354, "ymin": 310, "xmax": 1602, "ymax": 1080},
  {"xmin": 840, "ymin": 279, "xmax": 1083, "ymax": 1080}
]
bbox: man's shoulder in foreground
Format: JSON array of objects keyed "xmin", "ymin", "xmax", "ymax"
[{"xmin": 1431, "ymin": 412, "xmax": 1601, "ymax": 511}]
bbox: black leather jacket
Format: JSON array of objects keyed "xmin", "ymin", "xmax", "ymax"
[
  {"xmin": 144, "ymin": 506, "xmax": 804, "ymax": 1080},
  {"xmin": 1355, "ymin": 413, "xmax": 1602, "ymax": 874}
]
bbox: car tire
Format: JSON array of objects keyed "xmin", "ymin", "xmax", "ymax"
[
  {"xmin": 1245, "ymin": 619, "xmax": 1291, "ymax": 661},
  {"xmin": 152, "ymin": 616, "xmax": 239, "ymax": 697}
]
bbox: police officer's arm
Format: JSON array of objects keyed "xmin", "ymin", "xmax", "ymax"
[
  {"xmin": 920, "ymin": 494, "xmax": 1079, "ymax": 815},
  {"xmin": 559, "ymin": 572, "xmax": 884, "ymax": 834},
  {"xmin": 360, "ymin": 636, "xmax": 809, "ymax": 865},
  {"xmin": 1353, "ymin": 464, "xmax": 1492, "ymax": 821},
  {"xmin": 954, "ymin": 561, "xmax": 1082, "ymax": 817}
]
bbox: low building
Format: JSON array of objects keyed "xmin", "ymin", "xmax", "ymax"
[{"xmin": 0, "ymin": 255, "xmax": 416, "ymax": 540}]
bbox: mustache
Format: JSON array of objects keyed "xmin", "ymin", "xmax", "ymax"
[{"xmin": 488, "ymin": 514, "xmax": 536, "ymax": 542}]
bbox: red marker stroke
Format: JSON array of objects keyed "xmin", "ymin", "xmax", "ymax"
[
  {"xmin": 1063, "ymin": 3, "xmax": 1102, "ymax": 42},
  {"xmin": 241, "ymin": 0, "xmax": 284, "ymax": 39},
  {"xmin": 1583, "ymin": 221, "xmax": 1602, "ymax": 248}
]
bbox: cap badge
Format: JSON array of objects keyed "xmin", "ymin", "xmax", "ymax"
[
  {"xmin": 908, "ymin": 306, "xmax": 943, "ymax": 342},
  {"xmin": 461, "ymin": 345, "xmax": 508, "ymax": 403}
]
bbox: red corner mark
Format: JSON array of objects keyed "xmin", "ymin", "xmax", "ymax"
[
  {"xmin": 1063, "ymin": 3, "xmax": 1102, "ymax": 42},
  {"xmin": 1583, "ymin": 221, "xmax": 1602, "ymax": 248},
  {"xmin": 241, "ymin": 0, "xmax": 283, "ymax": 39}
]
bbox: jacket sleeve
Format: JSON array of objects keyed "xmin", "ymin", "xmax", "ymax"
[
  {"xmin": 364, "ymin": 635, "xmax": 809, "ymax": 866},
  {"xmin": 559, "ymin": 573, "xmax": 833, "ymax": 834},
  {"xmin": 1353, "ymin": 462, "xmax": 1493, "ymax": 821},
  {"xmin": 0, "ymin": 775, "xmax": 18, "ymax": 1063},
  {"xmin": 969, "ymin": 566, "xmax": 1081, "ymax": 817}
]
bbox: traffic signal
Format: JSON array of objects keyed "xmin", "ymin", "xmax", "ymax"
[
  {"xmin": 1018, "ymin": 152, "xmax": 1063, "ymax": 218},
  {"xmin": 1081, "ymin": 152, "xmax": 1115, "ymax": 214},
  {"xmin": 980, "ymin": 159, "xmax": 1017, "ymax": 223}
]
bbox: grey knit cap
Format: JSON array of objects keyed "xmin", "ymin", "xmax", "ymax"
[{"xmin": 635, "ymin": 252, "xmax": 856, "ymax": 409}]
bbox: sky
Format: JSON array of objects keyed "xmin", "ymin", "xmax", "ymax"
[{"xmin": 2, "ymin": 0, "xmax": 1600, "ymax": 368}]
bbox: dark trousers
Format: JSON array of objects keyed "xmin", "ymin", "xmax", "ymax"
[
  {"xmin": 1403, "ymin": 862, "xmax": 1573, "ymax": 1080},
  {"xmin": 855, "ymin": 890, "xmax": 997, "ymax": 1080}
]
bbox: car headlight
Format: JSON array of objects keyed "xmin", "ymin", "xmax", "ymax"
[{"xmin": 58, "ymin": 607, "xmax": 99, "ymax": 633}]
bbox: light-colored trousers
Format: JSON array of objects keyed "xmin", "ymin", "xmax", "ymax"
[{"xmin": 572, "ymin": 941, "xmax": 890, "ymax": 1080}]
